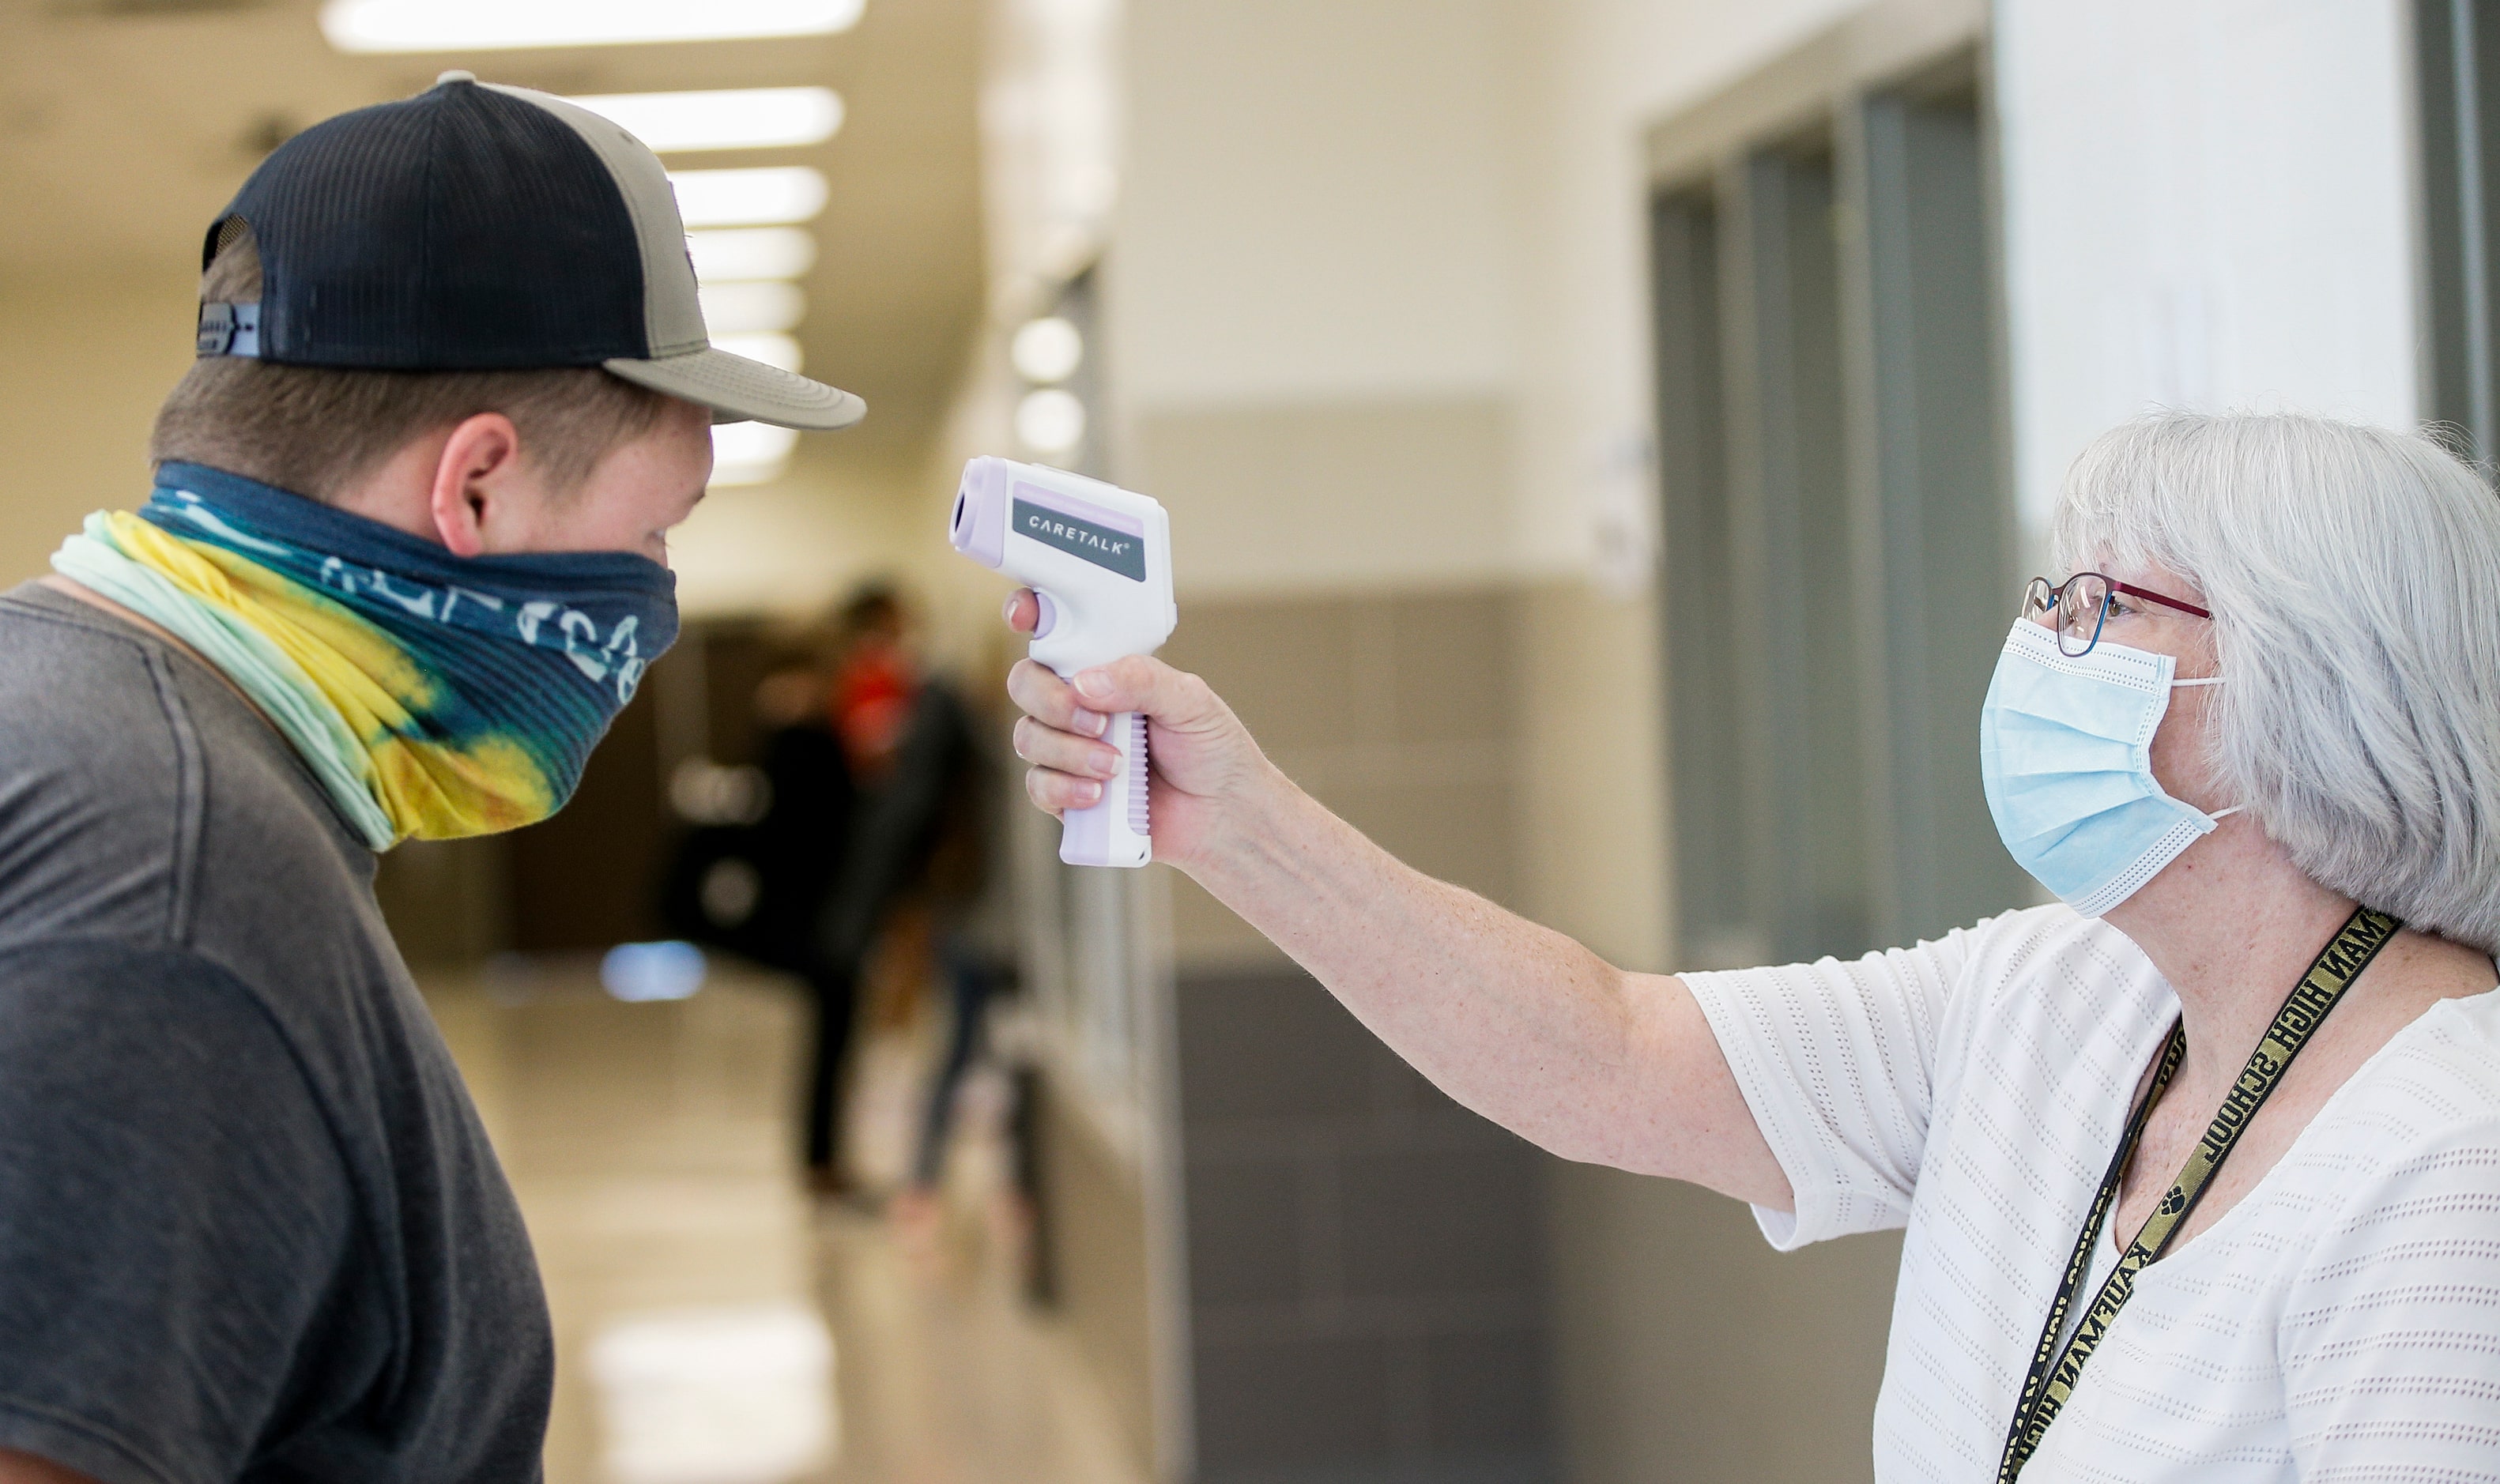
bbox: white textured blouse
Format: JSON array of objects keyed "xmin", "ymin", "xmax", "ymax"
[{"xmin": 1684, "ymin": 904, "xmax": 2500, "ymax": 1482}]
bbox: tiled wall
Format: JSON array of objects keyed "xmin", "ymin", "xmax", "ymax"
[
  {"xmin": 1178, "ymin": 969, "xmax": 1555, "ymax": 1484},
  {"xmin": 1158, "ymin": 587, "xmax": 1522, "ymax": 973},
  {"xmin": 1158, "ymin": 589, "xmax": 1556, "ymax": 1484},
  {"xmin": 1038, "ymin": 1077, "xmax": 1161, "ymax": 1472}
]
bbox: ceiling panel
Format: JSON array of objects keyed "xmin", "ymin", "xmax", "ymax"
[{"xmin": 0, "ymin": 0, "xmax": 982, "ymax": 452}]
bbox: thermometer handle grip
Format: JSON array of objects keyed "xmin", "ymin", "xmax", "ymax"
[{"xmin": 1060, "ymin": 710, "xmax": 1151, "ymax": 868}]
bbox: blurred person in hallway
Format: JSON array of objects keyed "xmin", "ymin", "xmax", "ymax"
[
  {"xmin": 662, "ymin": 643, "xmax": 850, "ymax": 949},
  {"xmin": 663, "ymin": 641, "xmax": 862, "ymax": 1169},
  {"xmin": 805, "ymin": 586, "xmax": 995, "ymax": 1203},
  {"xmin": 1001, "ymin": 412, "xmax": 2500, "ymax": 1480},
  {"xmin": 0, "ymin": 76, "xmax": 863, "ymax": 1484}
]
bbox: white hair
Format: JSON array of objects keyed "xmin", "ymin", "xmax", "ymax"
[{"xmin": 2053, "ymin": 411, "xmax": 2500, "ymax": 954}]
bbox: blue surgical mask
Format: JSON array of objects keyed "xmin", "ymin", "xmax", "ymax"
[{"xmin": 1979, "ymin": 619, "xmax": 2234, "ymax": 916}]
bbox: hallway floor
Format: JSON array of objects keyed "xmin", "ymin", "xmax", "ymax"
[{"xmin": 424, "ymin": 960, "xmax": 1148, "ymax": 1484}]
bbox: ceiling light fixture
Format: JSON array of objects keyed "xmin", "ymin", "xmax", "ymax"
[
  {"xmin": 699, "ymin": 281, "xmax": 807, "ymax": 335},
  {"xmin": 709, "ymin": 332, "xmax": 805, "ymax": 373},
  {"xmin": 1015, "ymin": 389, "xmax": 1086, "ymax": 454},
  {"xmin": 711, "ymin": 423, "xmax": 801, "ymax": 486},
  {"xmin": 669, "ymin": 167, "xmax": 830, "ymax": 228},
  {"xmin": 712, "ymin": 424, "xmax": 798, "ymax": 461},
  {"xmin": 1009, "ymin": 316, "xmax": 1083, "ymax": 383},
  {"xmin": 566, "ymin": 88, "xmax": 842, "ymax": 154},
  {"xmin": 688, "ymin": 228, "xmax": 817, "ymax": 283},
  {"xmin": 320, "ymin": 0, "xmax": 866, "ymax": 54}
]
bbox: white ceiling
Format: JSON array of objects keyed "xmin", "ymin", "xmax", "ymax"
[{"xmin": 0, "ymin": 0, "xmax": 986, "ymax": 459}]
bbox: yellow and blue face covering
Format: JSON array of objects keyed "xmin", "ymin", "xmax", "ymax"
[{"xmin": 51, "ymin": 461, "xmax": 677, "ymax": 849}]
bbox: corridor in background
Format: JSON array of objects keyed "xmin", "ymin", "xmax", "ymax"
[{"xmin": 427, "ymin": 957, "xmax": 1143, "ymax": 1484}]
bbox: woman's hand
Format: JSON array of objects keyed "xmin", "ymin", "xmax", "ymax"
[{"xmin": 1001, "ymin": 588, "xmax": 1276, "ymax": 872}]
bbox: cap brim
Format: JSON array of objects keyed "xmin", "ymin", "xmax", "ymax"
[{"xmin": 604, "ymin": 345, "xmax": 866, "ymax": 431}]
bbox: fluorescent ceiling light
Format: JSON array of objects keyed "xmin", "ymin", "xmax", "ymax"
[
  {"xmin": 715, "ymin": 422, "xmax": 799, "ymax": 461},
  {"xmin": 699, "ymin": 281, "xmax": 806, "ymax": 334},
  {"xmin": 567, "ymin": 88, "xmax": 842, "ymax": 154},
  {"xmin": 688, "ymin": 228, "xmax": 816, "ymax": 282},
  {"xmin": 671, "ymin": 168, "xmax": 829, "ymax": 227},
  {"xmin": 1015, "ymin": 388, "xmax": 1086, "ymax": 454},
  {"xmin": 712, "ymin": 422, "xmax": 800, "ymax": 476},
  {"xmin": 710, "ymin": 332, "xmax": 804, "ymax": 373},
  {"xmin": 321, "ymin": 0, "xmax": 865, "ymax": 53},
  {"xmin": 1010, "ymin": 316, "xmax": 1083, "ymax": 383}
]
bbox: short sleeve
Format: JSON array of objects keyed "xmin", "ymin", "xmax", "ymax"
[
  {"xmin": 1684, "ymin": 924, "xmax": 1978, "ymax": 1249},
  {"xmin": 2280, "ymin": 1111, "xmax": 2500, "ymax": 1479},
  {"xmin": 0, "ymin": 940, "xmax": 359, "ymax": 1484}
]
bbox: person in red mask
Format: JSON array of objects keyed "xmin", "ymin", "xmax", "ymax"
[{"xmin": 828, "ymin": 588, "xmax": 915, "ymax": 784}]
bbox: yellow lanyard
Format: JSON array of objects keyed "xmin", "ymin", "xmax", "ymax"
[{"xmin": 1995, "ymin": 906, "xmax": 2402, "ymax": 1482}]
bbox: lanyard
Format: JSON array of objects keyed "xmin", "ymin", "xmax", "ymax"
[{"xmin": 1995, "ymin": 905, "xmax": 2403, "ymax": 1482}]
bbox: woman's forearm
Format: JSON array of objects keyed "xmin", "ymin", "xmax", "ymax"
[
  {"xmin": 1187, "ymin": 762, "xmax": 1790, "ymax": 1203},
  {"xmin": 1000, "ymin": 642, "xmax": 1788, "ymax": 1205}
]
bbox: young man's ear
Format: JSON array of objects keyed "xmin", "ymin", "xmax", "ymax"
[{"xmin": 428, "ymin": 413, "xmax": 526, "ymax": 558}]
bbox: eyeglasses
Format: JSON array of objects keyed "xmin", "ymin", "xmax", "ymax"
[{"xmin": 2023, "ymin": 572, "xmax": 2212, "ymax": 657}]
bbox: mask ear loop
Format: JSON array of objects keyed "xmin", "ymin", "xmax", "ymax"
[{"xmin": 2166, "ymin": 675, "xmax": 2239, "ymax": 819}]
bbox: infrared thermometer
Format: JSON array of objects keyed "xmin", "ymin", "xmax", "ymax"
[{"xmin": 951, "ymin": 456, "xmax": 1177, "ymax": 867}]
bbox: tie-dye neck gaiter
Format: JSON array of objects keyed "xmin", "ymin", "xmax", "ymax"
[{"xmin": 52, "ymin": 460, "xmax": 677, "ymax": 848}]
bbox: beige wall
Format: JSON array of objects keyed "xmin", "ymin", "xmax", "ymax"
[
  {"xmin": 1039, "ymin": 1075, "xmax": 1162, "ymax": 1470},
  {"xmin": 0, "ymin": 268, "xmax": 196, "ymax": 586},
  {"xmin": 1514, "ymin": 580, "xmax": 1666, "ymax": 970},
  {"xmin": 1090, "ymin": 2, "xmax": 1925, "ymax": 1481},
  {"xmin": 1135, "ymin": 398, "xmax": 1517, "ymax": 600},
  {"xmin": 1548, "ymin": 1171, "xmax": 1902, "ymax": 1484},
  {"xmin": 1155, "ymin": 583, "xmax": 1525, "ymax": 974},
  {"xmin": 1103, "ymin": 0, "xmax": 1882, "ymax": 962},
  {"xmin": 1504, "ymin": 0, "xmax": 1867, "ymax": 575},
  {"xmin": 1114, "ymin": 0, "xmax": 1521, "ymax": 411},
  {"xmin": 1500, "ymin": 9, "xmax": 1919, "ymax": 1482},
  {"xmin": 1106, "ymin": 0, "xmax": 1530, "ymax": 599},
  {"xmin": 1503, "ymin": 0, "xmax": 1871, "ymax": 958}
]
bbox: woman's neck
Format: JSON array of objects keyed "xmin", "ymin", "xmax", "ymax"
[{"xmin": 2102, "ymin": 818, "xmax": 2359, "ymax": 1079}]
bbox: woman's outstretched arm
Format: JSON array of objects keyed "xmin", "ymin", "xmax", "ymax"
[{"xmin": 1001, "ymin": 592, "xmax": 1790, "ymax": 1207}]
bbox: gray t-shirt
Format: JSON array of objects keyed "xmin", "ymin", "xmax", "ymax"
[{"xmin": 0, "ymin": 582, "xmax": 552, "ymax": 1482}]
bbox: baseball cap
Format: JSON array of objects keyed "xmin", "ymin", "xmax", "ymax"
[{"xmin": 191, "ymin": 70, "xmax": 864, "ymax": 431}]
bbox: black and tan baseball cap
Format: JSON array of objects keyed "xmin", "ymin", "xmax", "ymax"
[{"xmin": 191, "ymin": 70, "xmax": 864, "ymax": 431}]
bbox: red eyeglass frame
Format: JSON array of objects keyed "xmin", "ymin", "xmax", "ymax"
[{"xmin": 2025, "ymin": 571, "xmax": 2212, "ymax": 657}]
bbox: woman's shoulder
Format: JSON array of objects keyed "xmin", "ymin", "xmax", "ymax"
[
  {"xmin": 1894, "ymin": 903, "xmax": 2178, "ymax": 1120},
  {"xmin": 2321, "ymin": 989, "xmax": 2500, "ymax": 1166},
  {"xmin": 2268, "ymin": 992, "xmax": 2500, "ymax": 1378},
  {"xmin": 2258, "ymin": 990, "xmax": 2500, "ymax": 1265},
  {"xmin": 1955, "ymin": 899, "xmax": 2147, "ymax": 973},
  {"xmin": 2415, "ymin": 981, "xmax": 2500, "ymax": 1062},
  {"xmin": 1925, "ymin": 901, "xmax": 2169, "ymax": 1026}
]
